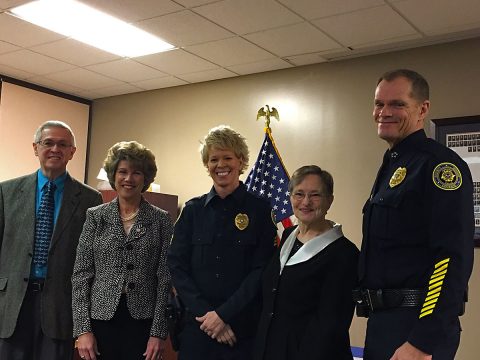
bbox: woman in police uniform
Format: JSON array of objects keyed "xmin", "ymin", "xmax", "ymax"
[{"xmin": 167, "ymin": 125, "xmax": 277, "ymax": 360}]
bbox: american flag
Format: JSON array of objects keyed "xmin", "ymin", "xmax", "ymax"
[{"xmin": 245, "ymin": 128, "xmax": 294, "ymax": 233}]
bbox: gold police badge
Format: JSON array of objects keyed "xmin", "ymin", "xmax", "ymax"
[
  {"xmin": 433, "ymin": 162, "xmax": 462, "ymax": 190},
  {"xmin": 235, "ymin": 213, "xmax": 249, "ymax": 230},
  {"xmin": 389, "ymin": 167, "xmax": 407, "ymax": 188}
]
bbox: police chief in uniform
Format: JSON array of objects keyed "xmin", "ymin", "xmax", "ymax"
[
  {"xmin": 167, "ymin": 125, "xmax": 277, "ymax": 360},
  {"xmin": 356, "ymin": 69, "xmax": 474, "ymax": 360}
]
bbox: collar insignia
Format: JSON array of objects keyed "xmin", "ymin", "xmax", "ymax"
[{"xmin": 389, "ymin": 167, "xmax": 407, "ymax": 188}]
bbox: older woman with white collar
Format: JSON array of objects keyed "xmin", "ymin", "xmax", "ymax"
[{"xmin": 254, "ymin": 165, "xmax": 359, "ymax": 360}]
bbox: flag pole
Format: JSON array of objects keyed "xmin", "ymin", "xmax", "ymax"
[{"xmin": 257, "ymin": 105, "xmax": 290, "ymax": 178}]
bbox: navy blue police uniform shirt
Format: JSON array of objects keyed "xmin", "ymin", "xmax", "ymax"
[
  {"xmin": 359, "ymin": 129, "xmax": 475, "ymax": 354},
  {"xmin": 168, "ymin": 182, "xmax": 277, "ymax": 338}
]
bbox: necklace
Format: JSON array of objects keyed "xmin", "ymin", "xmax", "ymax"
[{"xmin": 120, "ymin": 209, "xmax": 139, "ymax": 222}]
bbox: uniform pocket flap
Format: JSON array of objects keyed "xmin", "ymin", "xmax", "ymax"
[{"xmin": 0, "ymin": 277, "xmax": 7, "ymax": 291}]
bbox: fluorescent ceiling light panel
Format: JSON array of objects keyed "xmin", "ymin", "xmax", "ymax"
[{"xmin": 9, "ymin": 0, "xmax": 175, "ymax": 57}]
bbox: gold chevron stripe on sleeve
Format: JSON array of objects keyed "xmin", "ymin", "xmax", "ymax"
[{"xmin": 419, "ymin": 258, "xmax": 450, "ymax": 319}]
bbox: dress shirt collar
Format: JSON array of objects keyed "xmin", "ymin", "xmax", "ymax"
[{"xmin": 37, "ymin": 169, "xmax": 67, "ymax": 193}]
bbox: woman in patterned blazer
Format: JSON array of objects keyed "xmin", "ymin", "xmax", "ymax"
[{"xmin": 72, "ymin": 141, "xmax": 173, "ymax": 360}]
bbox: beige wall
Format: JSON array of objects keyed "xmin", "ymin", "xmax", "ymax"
[
  {"xmin": 0, "ymin": 82, "xmax": 90, "ymax": 181},
  {"xmin": 89, "ymin": 37, "xmax": 480, "ymax": 359}
]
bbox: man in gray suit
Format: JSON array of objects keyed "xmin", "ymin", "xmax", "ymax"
[{"xmin": 0, "ymin": 121, "xmax": 103, "ymax": 360}]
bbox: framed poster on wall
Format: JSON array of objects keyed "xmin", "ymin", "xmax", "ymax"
[{"xmin": 431, "ymin": 115, "xmax": 480, "ymax": 247}]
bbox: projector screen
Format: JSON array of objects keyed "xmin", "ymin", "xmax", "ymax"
[{"xmin": 0, "ymin": 79, "xmax": 90, "ymax": 182}]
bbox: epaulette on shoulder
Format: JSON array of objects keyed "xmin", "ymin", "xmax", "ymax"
[
  {"xmin": 185, "ymin": 194, "xmax": 207, "ymax": 206},
  {"xmin": 420, "ymin": 138, "xmax": 462, "ymax": 162}
]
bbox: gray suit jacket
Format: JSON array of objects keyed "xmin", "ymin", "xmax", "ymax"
[
  {"xmin": 72, "ymin": 197, "xmax": 173, "ymax": 339},
  {"xmin": 0, "ymin": 172, "xmax": 102, "ymax": 340}
]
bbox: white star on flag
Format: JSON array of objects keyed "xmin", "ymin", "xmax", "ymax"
[{"xmin": 246, "ymin": 128, "xmax": 294, "ymax": 239}]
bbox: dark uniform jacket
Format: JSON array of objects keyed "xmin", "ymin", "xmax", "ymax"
[
  {"xmin": 167, "ymin": 183, "xmax": 277, "ymax": 339},
  {"xmin": 255, "ymin": 225, "xmax": 359, "ymax": 360},
  {"xmin": 359, "ymin": 130, "xmax": 474, "ymax": 354}
]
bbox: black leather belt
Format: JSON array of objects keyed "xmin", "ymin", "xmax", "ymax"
[
  {"xmin": 27, "ymin": 280, "xmax": 45, "ymax": 292},
  {"xmin": 353, "ymin": 288, "xmax": 425, "ymax": 317}
]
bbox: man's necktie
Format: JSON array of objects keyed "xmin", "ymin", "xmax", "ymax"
[{"xmin": 33, "ymin": 181, "xmax": 56, "ymax": 267}]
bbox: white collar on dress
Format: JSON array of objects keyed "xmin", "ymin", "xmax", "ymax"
[{"xmin": 279, "ymin": 222, "xmax": 343, "ymax": 274}]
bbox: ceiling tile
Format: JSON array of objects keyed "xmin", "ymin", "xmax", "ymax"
[
  {"xmin": 277, "ymin": 0, "xmax": 384, "ymax": 20},
  {"xmin": 245, "ymin": 22, "xmax": 341, "ymax": 57},
  {"xmin": 86, "ymin": 59, "xmax": 168, "ymax": 82},
  {"xmin": 177, "ymin": 68, "xmax": 237, "ymax": 83},
  {"xmin": 0, "ymin": 1, "xmax": 30, "ymax": 11},
  {"xmin": 312, "ymin": 5, "xmax": 419, "ymax": 47},
  {"xmin": 136, "ymin": 49, "xmax": 218, "ymax": 75},
  {"xmin": 284, "ymin": 53, "xmax": 328, "ymax": 66},
  {"xmin": 0, "ymin": 63, "xmax": 35, "ymax": 79},
  {"xmin": 186, "ymin": 37, "xmax": 276, "ymax": 67},
  {"xmin": 133, "ymin": 76, "xmax": 188, "ymax": 90},
  {"xmin": 43, "ymin": 68, "xmax": 124, "ymax": 90},
  {"xmin": 193, "ymin": 0, "xmax": 302, "ymax": 35},
  {"xmin": 173, "ymin": 0, "xmax": 218, "ymax": 8},
  {"xmin": 226, "ymin": 58, "xmax": 292, "ymax": 75},
  {"xmin": 0, "ymin": 40, "xmax": 20, "ymax": 54},
  {"xmin": 25, "ymin": 75, "xmax": 84, "ymax": 94},
  {"xmin": 392, "ymin": 0, "xmax": 480, "ymax": 35},
  {"xmin": 81, "ymin": 0, "xmax": 183, "ymax": 22},
  {"xmin": 138, "ymin": 10, "xmax": 233, "ymax": 47},
  {"xmin": 0, "ymin": 49, "xmax": 75, "ymax": 75},
  {"xmin": 31, "ymin": 38, "xmax": 120, "ymax": 67},
  {"xmin": 89, "ymin": 83, "xmax": 146, "ymax": 99},
  {"xmin": 0, "ymin": 13, "xmax": 65, "ymax": 47}
]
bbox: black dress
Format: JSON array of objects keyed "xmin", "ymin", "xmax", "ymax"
[{"xmin": 255, "ymin": 224, "xmax": 359, "ymax": 360}]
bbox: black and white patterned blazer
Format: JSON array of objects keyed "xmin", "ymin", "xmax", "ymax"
[{"xmin": 72, "ymin": 197, "xmax": 173, "ymax": 339}]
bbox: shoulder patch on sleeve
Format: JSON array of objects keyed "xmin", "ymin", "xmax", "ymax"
[
  {"xmin": 271, "ymin": 209, "xmax": 277, "ymax": 225},
  {"xmin": 432, "ymin": 162, "xmax": 462, "ymax": 190}
]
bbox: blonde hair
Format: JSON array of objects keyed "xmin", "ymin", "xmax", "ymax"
[{"xmin": 200, "ymin": 125, "xmax": 249, "ymax": 174}]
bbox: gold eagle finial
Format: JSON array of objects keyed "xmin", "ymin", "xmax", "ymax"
[{"xmin": 256, "ymin": 105, "xmax": 280, "ymax": 129}]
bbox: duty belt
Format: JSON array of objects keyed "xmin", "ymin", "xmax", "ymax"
[{"xmin": 352, "ymin": 288, "xmax": 426, "ymax": 317}]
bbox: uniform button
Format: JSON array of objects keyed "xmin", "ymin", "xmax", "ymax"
[
  {"xmin": 126, "ymin": 244, "xmax": 133, "ymax": 250},
  {"xmin": 272, "ymin": 288, "xmax": 277, "ymax": 293},
  {"xmin": 127, "ymin": 263, "xmax": 134, "ymax": 270},
  {"xmin": 128, "ymin": 282, "xmax": 135, "ymax": 289},
  {"xmin": 379, "ymin": 198, "xmax": 384, "ymax": 202},
  {"xmin": 269, "ymin": 312, "xmax": 274, "ymax": 318}
]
